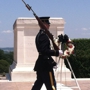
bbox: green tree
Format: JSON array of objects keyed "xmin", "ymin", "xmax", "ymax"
[
  {"xmin": 4, "ymin": 52, "xmax": 14, "ymax": 64},
  {"xmin": 0, "ymin": 60, "xmax": 9, "ymax": 73},
  {"xmin": 0, "ymin": 49, "xmax": 4, "ymax": 60},
  {"xmin": 64, "ymin": 39, "xmax": 90, "ymax": 78}
]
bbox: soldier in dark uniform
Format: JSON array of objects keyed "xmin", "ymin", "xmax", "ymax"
[{"xmin": 31, "ymin": 17, "xmax": 63, "ymax": 90}]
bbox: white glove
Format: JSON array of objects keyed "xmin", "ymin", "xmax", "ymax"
[{"xmin": 59, "ymin": 50, "xmax": 63, "ymax": 56}]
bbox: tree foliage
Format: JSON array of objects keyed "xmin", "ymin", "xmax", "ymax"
[
  {"xmin": 64, "ymin": 39, "xmax": 90, "ymax": 78},
  {"xmin": 0, "ymin": 60, "xmax": 9, "ymax": 73},
  {"xmin": 0, "ymin": 49, "xmax": 14, "ymax": 73}
]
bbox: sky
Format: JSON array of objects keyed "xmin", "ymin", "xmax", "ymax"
[{"xmin": 0, "ymin": 0, "xmax": 90, "ymax": 47}]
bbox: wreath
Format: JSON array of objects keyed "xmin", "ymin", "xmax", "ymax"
[
  {"xmin": 54, "ymin": 34, "xmax": 75, "ymax": 59},
  {"xmin": 61, "ymin": 38, "xmax": 75, "ymax": 59}
]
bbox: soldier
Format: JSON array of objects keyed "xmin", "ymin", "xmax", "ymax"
[{"xmin": 31, "ymin": 17, "xmax": 63, "ymax": 90}]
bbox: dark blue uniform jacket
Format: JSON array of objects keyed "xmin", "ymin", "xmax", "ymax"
[{"xmin": 34, "ymin": 29, "xmax": 59, "ymax": 72}]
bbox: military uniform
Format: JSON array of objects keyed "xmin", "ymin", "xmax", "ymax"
[{"xmin": 31, "ymin": 17, "xmax": 60, "ymax": 90}]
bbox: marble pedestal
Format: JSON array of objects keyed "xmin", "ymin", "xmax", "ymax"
[{"xmin": 9, "ymin": 17, "xmax": 71, "ymax": 81}]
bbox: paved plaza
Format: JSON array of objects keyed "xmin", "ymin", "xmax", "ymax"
[{"xmin": 0, "ymin": 79, "xmax": 90, "ymax": 90}]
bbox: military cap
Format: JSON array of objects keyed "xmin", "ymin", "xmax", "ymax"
[{"xmin": 39, "ymin": 17, "xmax": 50, "ymax": 24}]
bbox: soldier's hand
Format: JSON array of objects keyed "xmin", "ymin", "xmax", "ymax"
[{"xmin": 59, "ymin": 50, "xmax": 63, "ymax": 56}]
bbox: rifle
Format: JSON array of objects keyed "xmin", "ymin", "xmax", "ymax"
[{"xmin": 22, "ymin": 0, "xmax": 59, "ymax": 50}]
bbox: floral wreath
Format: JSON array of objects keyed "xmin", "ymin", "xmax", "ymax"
[
  {"xmin": 61, "ymin": 38, "xmax": 75, "ymax": 59},
  {"xmin": 54, "ymin": 37, "xmax": 75, "ymax": 59}
]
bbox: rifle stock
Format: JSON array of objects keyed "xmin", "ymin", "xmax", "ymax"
[{"xmin": 22, "ymin": 0, "xmax": 59, "ymax": 50}]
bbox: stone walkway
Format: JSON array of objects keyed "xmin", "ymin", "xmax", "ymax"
[{"xmin": 0, "ymin": 79, "xmax": 90, "ymax": 90}]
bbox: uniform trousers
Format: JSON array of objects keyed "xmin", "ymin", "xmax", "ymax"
[{"xmin": 31, "ymin": 70, "xmax": 56, "ymax": 90}]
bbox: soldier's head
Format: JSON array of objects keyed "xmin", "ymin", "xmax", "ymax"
[{"xmin": 39, "ymin": 16, "xmax": 50, "ymax": 29}]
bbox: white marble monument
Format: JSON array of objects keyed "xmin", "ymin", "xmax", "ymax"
[{"xmin": 9, "ymin": 17, "xmax": 71, "ymax": 81}]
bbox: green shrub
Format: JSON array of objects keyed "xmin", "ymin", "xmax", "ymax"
[
  {"xmin": 0, "ymin": 60, "xmax": 9, "ymax": 73},
  {"xmin": 64, "ymin": 39, "xmax": 90, "ymax": 78}
]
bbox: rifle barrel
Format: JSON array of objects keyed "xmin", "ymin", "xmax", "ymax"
[{"xmin": 22, "ymin": 0, "xmax": 26, "ymax": 5}]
